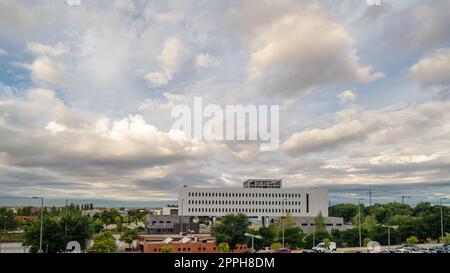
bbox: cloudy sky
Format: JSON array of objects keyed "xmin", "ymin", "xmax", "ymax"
[{"xmin": 0, "ymin": 0, "xmax": 450, "ymax": 204}]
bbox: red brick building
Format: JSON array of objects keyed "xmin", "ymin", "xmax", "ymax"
[{"xmin": 139, "ymin": 234, "xmax": 248, "ymax": 253}]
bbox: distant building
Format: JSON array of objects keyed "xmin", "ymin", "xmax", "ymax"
[
  {"xmin": 243, "ymin": 179, "xmax": 282, "ymax": 188},
  {"xmin": 15, "ymin": 216, "xmax": 38, "ymax": 222},
  {"xmin": 144, "ymin": 215, "xmax": 199, "ymax": 235},
  {"xmin": 266, "ymin": 216, "xmax": 348, "ymax": 233},
  {"xmin": 178, "ymin": 180, "xmax": 329, "ymax": 219}
]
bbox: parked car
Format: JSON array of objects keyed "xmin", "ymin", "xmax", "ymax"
[
  {"xmin": 274, "ymin": 248, "xmax": 292, "ymax": 253},
  {"xmin": 312, "ymin": 242, "xmax": 337, "ymax": 253},
  {"xmin": 257, "ymin": 247, "xmax": 273, "ymax": 253}
]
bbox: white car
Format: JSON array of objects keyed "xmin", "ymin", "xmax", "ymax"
[{"xmin": 312, "ymin": 242, "xmax": 337, "ymax": 253}]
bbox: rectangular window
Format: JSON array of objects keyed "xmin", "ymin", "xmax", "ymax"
[{"xmin": 306, "ymin": 194, "xmax": 309, "ymax": 213}]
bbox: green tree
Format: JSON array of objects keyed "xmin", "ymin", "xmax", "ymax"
[
  {"xmin": 211, "ymin": 214, "xmax": 249, "ymax": 252},
  {"xmin": 329, "ymin": 204, "xmax": 359, "ymax": 222},
  {"xmin": 406, "ymin": 235, "xmax": 419, "ymax": 246},
  {"xmin": 314, "ymin": 212, "xmax": 326, "ymax": 232},
  {"xmin": 87, "ymin": 231, "xmax": 117, "ymax": 253},
  {"xmin": 217, "ymin": 242, "xmax": 230, "ymax": 253},
  {"xmin": 440, "ymin": 233, "xmax": 450, "ymax": 244},
  {"xmin": 0, "ymin": 208, "xmax": 19, "ymax": 232},
  {"xmin": 59, "ymin": 210, "xmax": 94, "ymax": 249},
  {"xmin": 121, "ymin": 229, "xmax": 139, "ymax": 250},
  {"xmin": 23, "ymin": 216, "xmax": 65, "ymax": 253},
  {"xmin": 161, "ymin": 245, "xmax": 173, "ymax": 253},
  {"xmin": 23, "ymin": 210, "xmax": 94, "ymax": 253},
  {"xmin": 254, "ymin": 225, "xmax": 277, "ymax": 250},
  {"xmin": 271, "ymin": 242, "xmax": 283, "ymax": 251},
  {"xmin": 283, "ymin": 226, "xmax": 306, "ymax": 249}
]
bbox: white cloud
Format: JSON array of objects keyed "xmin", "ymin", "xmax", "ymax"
[
  {"xmin": 0, "ymin": 48, "xmax": 7, "ymax": 56},
  {"xmin": 282, "ymin": 101, "xmax": 450, "ymax": 155},
  {"xmin": 26, "ymin": 41, "xmax": 69, "ymax": 56},
  {"xmin": 235, "ymin": 1, "xmax": 384, "ymax": 97},
  {"xmin": 195, "ymin": 53, "xmax": 220, "ymax": 68},
  {"xmin": 46, "ymin": 121, "xmax": 67, "ymax": 135},
  {"xmin": 24, "ymin": 56, "xmax": 69, "ymax": 84},
  {"xmin": 338, "ymin": 90, "xmax": 356, "ymax": 104},
  {"xmin": 145, "ymin": 37, "xmax": 188, "ymax": 86},
  {"xmin": 410, "ymin": 48, "xmax": 450, "ymax": 87}
]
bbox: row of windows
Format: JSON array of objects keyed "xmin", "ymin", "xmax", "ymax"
[
  {"xmin": 188, "ymin": 207, "xmax": 301, "ymax": 214},
  {"xmin": 187, "ymin": 191, "xmax": 301, "ymax": 198},
  {"xmin": 188, "ymin": 199, "xmax": 300, "ymax": 206},
  {"xmin": 152, "ymin": 245, "xmax": 247, "ymax": 252}
]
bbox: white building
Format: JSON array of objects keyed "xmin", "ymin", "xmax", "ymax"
[{"xmin": 178, "ymin": 180, "xmax": 328, "ymax": 219}]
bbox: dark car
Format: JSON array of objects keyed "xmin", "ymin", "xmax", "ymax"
[{"xmin": 275, "ymin": 248, "xmax": 292, "ymax": 253}]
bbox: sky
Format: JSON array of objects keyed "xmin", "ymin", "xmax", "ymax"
[{"xmin": 0, "ymin": 0, "xmax": 450, "ymax": 204}]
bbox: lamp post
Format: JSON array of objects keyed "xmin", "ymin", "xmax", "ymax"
[
  {"xmin": 3, "ymin": 215, "xmax": 7, "ymax": 235},
  {"xmin": 381, "ymin": 225, "xmax": 394, "ymax": 250},
  {"xmin": 244, "ymin": 233, "xmax": 262, "ymax": 252},
  {"xmin": 357, "ymin": 198, "xmax": 364, "ymax": 248},
  {"xmin": 281, "ymin": 198, "xmax": 287, "ymax": 248},
  {"xmin": 309, "ymin": 221, "xmax": 315, "ymax": 248},
  {"xmin": 401, "ymin": 196, "xmax": 411, "ymax": 205},
  {"xmin": 440, "ymin": 198, "xmax": 447, "ymax": 239},
  {"xmin": 32, "ymin": 196, "xmax": 44, "ymax": 253},
  {"xmin": 180, "ymin": 199, "xmax": 184, "ymax": 253}
]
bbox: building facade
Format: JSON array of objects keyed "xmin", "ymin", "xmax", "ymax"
[
  {"xmin": 144, "ymin": 215, "xmax": 200, "ymax": 235},
  {"xmin": 178, "ymin": 181, "xmax": 329, "ymax": 219}
]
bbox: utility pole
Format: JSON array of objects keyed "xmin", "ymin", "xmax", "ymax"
[
  {"xmin": 440, "ymin": 198, "xmax": 447, "ymax": 239},
  {"xmin": 368, "ymin": 190, "xmax": 373, "ymax": 207},
  {"xmin": 282, "ymin": 198, "xmax": 286, "ymax": 248},
  {"xmin": 32, "ymin": 197, "xmax": 44, "ymax": 253},
  {"xmin": 358, "ymin": 198, "xmax": 363, "ymax": 248},
  {"xmin": 401, "ymin": 196, "xmax": 411, "ymax": 204},
  {"xmin": 3, "ymin": 215, "xmax": 7, "ymax": 235}
]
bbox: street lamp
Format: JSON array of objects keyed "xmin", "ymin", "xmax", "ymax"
[
  {"xmin": 357, "ymin": 198, "xmax": 364, "ymax": 248},
  {"xmin": 3, "ymin": 215, "xmax": 7, "ymax": 235},
  {"xmin": 439, "ymin": 198, "xmax": 447, "ymax": 239},
  {"xmin": 32, "ymin": 196, "xmax": 44, "ymax": 253},
  {"xmin": 381, "ymin": 225, "xmax": 394, "ymax": 250},
  {"xmin": 309, "ymin": 221, "xmax": 315, "ymax": 248},
  {"xmin": 281, "ymin": 198, "xmax": 287, "ymax": 248},
  {"xmin": 244, "ymin": 233, "xmax": 262, "ymax": 252}
]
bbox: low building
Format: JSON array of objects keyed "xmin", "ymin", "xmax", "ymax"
[
  {"xmin": 138, "ymin": 234, "xmax": 248, "ymax": 253},
  {"xmin": 266, "ymin": 216, "xmax": 348, "ymax": 233},
  {"xmin": 15, "ymin": 216, "xmax": 38, "ymax": 222},
  {"xmin": 144, "ymin": 215, "xmax": 199, "ymax": 235}
]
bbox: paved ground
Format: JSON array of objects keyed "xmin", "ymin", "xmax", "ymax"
[{"xmin": 0, "ymin": 242, "xmax": 29, "ymax": 253}]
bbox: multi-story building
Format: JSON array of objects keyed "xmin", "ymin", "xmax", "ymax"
[{"xmin": 178, "ymin": 180, "xmax": 329, "ymax": 219}]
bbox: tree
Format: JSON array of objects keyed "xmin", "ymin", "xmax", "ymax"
[
  {"xmin": 363, "ymin": 237, "xmax": 372, "ymax": 247},
  {"xmin": 283, "ymin": 226, "xmax": 306, "ymax": 249},
  {"xmin": 340, "ymin": 228, "xmax": 369, "ymax": 247},
  {"xmin": 121, "ymin": 229, "xmax": 139, "ymax": 250},
  {"xmin": 87, "ymin": 231, "xmax": 117, "ymax": 253},
  {"xmin": 23, "ymin": 210, "xmax": 94, "ymax": 253},
  {"xmin": 254, "ymin": 225, "xmax": 277, "ymax": 250},
  {"xmin": 161, "ymin": 245, "xmax": 173, "ymax": 253},
  {"xmin": 211, "ymin": 214, "xmax": 249, "ymax": 251},
  {"xmin": 440, "ymin": 233, "xmax": 450, "ymax": 245},
  {"xmin": 59, "ymin": 210, "xmax": 94, "ymax": 249},
  {"xmin": 217, "ymin": 242, "xmax": 230, "ymax": 253},
  {"xmin": 23, "ymin": 216, "xmax": 65, "ymax": 253},
  {"xmin": 406, "ymin": 235, "xmax": 419, "ymax": 246},
  {"xmin": 271, "ymin": 242, "xmax": 282, "ymax": 251},
  {"xmin": 329, "ymin": 204, "xmax": 359, "ymax": 223},
  {"xmin": 314, "ymin": 212, "xmax": 326, "ymax": 233},
  {"xmin": 0, "ymin": 208, "xmax": 19, "ymax": 232},
  {"xmin": 305, "ymin": 229, "xmax": 331, "ymax": 248}
]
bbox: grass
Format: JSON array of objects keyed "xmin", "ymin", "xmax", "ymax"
[{"xmin": 0, "ymin": 232, "xmax": 24, "ymax": 243}]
